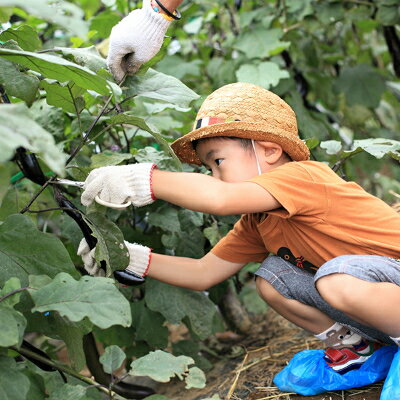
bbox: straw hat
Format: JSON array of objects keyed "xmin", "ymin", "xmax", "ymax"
[{"xmin": 171, "ymin": 82, "xmax": 310, "ymax": 165}]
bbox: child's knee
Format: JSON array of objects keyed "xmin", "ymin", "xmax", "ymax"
[
  {"xmin": 315, "ymin": 273, "xmax": 357, "ymax": 312},
  {"xmin": 256, "ymin": 276, "xmax": 285, "ymax": 305}
]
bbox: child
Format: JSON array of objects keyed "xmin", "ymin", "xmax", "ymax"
[{"xmin": 78, "ymin": 82, "xmax": 400, "ymax": 377}]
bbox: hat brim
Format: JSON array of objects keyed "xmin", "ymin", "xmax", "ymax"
[{"xmin": 171, "ymin": 121, "xmax": 310, "ymax": 165}]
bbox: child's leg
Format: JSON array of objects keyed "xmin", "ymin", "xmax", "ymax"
[
  {"xmin": 255, "ymin": 255, "xmax": 392, "ymax": 344},
  {"xmin": 315, "ymin": 255, "xmax": 400, "ymax": 344},
  {"xmin": 255, "ymin": 256, "xmax": 392, "ymax": 373}
]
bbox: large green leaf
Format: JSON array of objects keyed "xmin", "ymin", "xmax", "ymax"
[
  {"xmin": 335, "ymin": 64, "xmax": 386, "ymax": 108},
  {"xmin": 145, "ymin": 279, "xmax": 218, "ymax": 340},
  {"xmin": 82, "ymin": 212, "xmax": 129, "ymax": 276},
  {"xmin": 30, "ymin": 272, "xmax": 132, "ymax": 329},
  {"xmin": 0, "ymin": 48, "xmax": 111, "ymax": 95},
  {"xmin": 0, "ymin": 214, "xmax": 77, "ymax": 286},
  {"xmin": 233, "ymin": 28, "xmax": 290, "ymax": 59},
  {"xmin": 131, "ymin": 300, "xmax": 168, "ymax": 348},
  {"xmin": 129, "ymin": 350, "xmax": 194, "ymax": 382},
  {"xmin": 236, "ymin": 62, "xmax": 289, "ymax": 89},
  {"xmin": 124, "ymin": 68, "xmax": 199, "ymax": 109},
  {"xmin": 348, "ymin": 138, "xmax": 400, "ymax": 160},
  {"xmin": 0, "ymin": 103, "xmax": 67, "ymax": 174},
  {"xmin": 0, "ymin": 58, "xmax": 39, "ymax": 105},
  {"xmin": 53, "ymin": 46, "xmax": 107, "ymax": 73},
  {"xmin": 0, "ymin": 25, "xmax": 41, "ymax": 51},
  {"xmin": 0, "ymin": 357, "xmax": 30, "ymax": 400},
  {"xmin": 0, "ymin": 0, "xmax": 88, "ymax": 37},
  {"xmin": 90, "ymin": 151, "xmax": 134, "ymax": 168}
]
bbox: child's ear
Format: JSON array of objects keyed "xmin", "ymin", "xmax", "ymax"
[{"xmin": 257, "ymin": 141, "xmax": 284, "ymax": 164}]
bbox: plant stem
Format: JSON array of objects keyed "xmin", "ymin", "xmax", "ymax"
[
  {"xmin": 0, "ymin": 287, "xmax": 29, "ymax": 303},
  {"xmin": 19, "ymin": 177, "xmax": 55, "ymax": 214},
  {"xmin": 11, "ymin": 346, "xmax": 125, "ymax": 399},
  {"xmin": 66, "ymin": 94, "xmax": 114, "ymax": 166},
  {"xmin": 68, "ymin": 84, "xmax": 83, "ymax": 135}
]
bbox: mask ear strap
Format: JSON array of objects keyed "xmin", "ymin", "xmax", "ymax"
[{"xmin": 251, "ymin": 139, "xmax": 262, "ymax": 175}]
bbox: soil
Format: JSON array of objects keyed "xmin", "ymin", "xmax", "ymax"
[{"xmin": 155, "ymin": 309, "xmax": 383, "ymax": 400}]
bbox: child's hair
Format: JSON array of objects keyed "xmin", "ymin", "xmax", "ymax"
[{"xmin": 192, "ymin": 136, "xmax": 253, "ymax": 152}]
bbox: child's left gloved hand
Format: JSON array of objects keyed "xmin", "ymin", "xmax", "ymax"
[
  {"xmin": 77, "ymin": 238, "xmax": 152, "ymax": 278},
  {"xmin": 81, "ymin": 163, "xmax": 157, "ymax": 208}
]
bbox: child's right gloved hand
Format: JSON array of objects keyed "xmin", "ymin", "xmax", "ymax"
[
  {"xmin": 81, "ymin": 163, "xmax": 157, "ymax": 208},
  {"xmin": 77, "ymin": 238, "xmax": 152, "ymax": 278}
]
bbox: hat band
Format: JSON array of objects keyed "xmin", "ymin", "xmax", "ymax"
[{"xmin": 194, "ymin": 117, "xmax": 240, "ymax": 130}]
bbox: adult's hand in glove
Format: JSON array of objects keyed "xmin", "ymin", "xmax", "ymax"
[
  {"xmin": 77, "ymin": 238, "xmax": 152, "ymax": 278},
  {"xmin": 107, "ymin": 0, "xmax": 172, "ymax": 82},
  {"xmin": 81, "ymin": 163, "xmax": 157, "ymax": 208}
]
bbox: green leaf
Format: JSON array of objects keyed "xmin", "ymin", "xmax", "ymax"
[
  {"xmin": 110, "ymin": 113, "xmax": 182, "ymax": 170},
  {"xmin": 0, "ymin": 0, "xmax": 88, "ymax": 37},
  {"xmin": 0, "ymin": 103, "xmax": 67, "ymax": 175},
  {"xmin": 124, "ymin": 68, "xmax": 199, "ymax": 109},
  {"xmin": 145, "ymin": 279, "xmax": 218, "ymax": 340},
  {"xmin": 131, "ymin": 300, "xmax": 168, "ymax": 348},
  {"xmin": 0, "ymin": 7, "xmax": 12, "ymax": 23},
  {"xmin": 185, "ymin": 367, "xmax": 206, "ymax": 389},
  {"xmin": 234, "ymin": 28, "xmax": 290, "ymax": 59},
  {"xmin": 0, "ymin": 25, "xmax": 41, "ymax": 51},
  {"xmin": 0, "ymin": 58, "xmax": 39, "ymax": 105},
  {"xmin": 0, "ymin": 305, "xmax": 26, "ymax": 347},
  {"xmin": 41, "ymin": 80, "xmax": 86, "ymax": 114},
  {"xmin": 48, "ymin": 383, "xmax": 87, "ymax": 400},
  {"xmin": 99, "ymin": 345, "xmax": 126, "ymax": 374},
  {"xmin": 148, "ymin": 207, "xmax": 180, "ymax": 233},
  {"xmin": 236, "ymin": 62, "xmax": 289, "ymax": 89},
  {"xmin": 335, "ymin": 64, "xmax": 386, "ymax": 108},
  {"xmin": 30, "ymin": 273, "xmax": 132, "ymax": 329},
  {"xmin": 376, "ymin": 1, "xmax": 400, "ymax": 25},
  {"xmin": 90, "ymin": 9, "xmax": 121, "ymax": 39},
  {"xmin": 83, "ymin": 212, "xmax": 129, "ymax": 275},
  {"xmin": 0, "ymin": 48, "xmax": 111, "ymax": 95},
  {"xmin": 129, "ymin": 350, "xmax": 194, "ymax": 382},
  {"xmin": 347, "ymin": 138, "xmax": 400, "ymax": 160},
  {"xmin": 90, "ymin": 151, "xmax": 134, "ymax": 168},
  {"xmin": 53, "ymin": 46, "xmax": 107, "ymax": 73},
  {"xmin": 0, "ymin": 357, "xmax": 30, "ymax": 400},
  {"xmin": 320, "ymin": 140, "xmax": 342, "ymax": 155},
  {"xmin": 0, "ymin": 277, "xmax": 23, "ymax": 307},
  {"xmin": 0, "ymin": 214, "xmax": 77, "ymax": 286}
]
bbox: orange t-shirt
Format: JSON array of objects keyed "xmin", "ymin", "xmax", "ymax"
[{"xmin": 211, "ymin": 161, "xmax": 400, "ymax": 272}]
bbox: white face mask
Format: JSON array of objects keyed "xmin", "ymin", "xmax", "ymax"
[{"xmin": 251, "ymin": 139, "xmax": 262, "ymax": 176}]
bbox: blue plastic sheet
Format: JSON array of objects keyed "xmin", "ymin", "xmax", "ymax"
[
  {"xmin": 380, "ymin": 346, "xmax": 400, "ymax": 400},
  {"xmin": 273, "ymin": 346, "xmax": 397, "ymax": 396}
]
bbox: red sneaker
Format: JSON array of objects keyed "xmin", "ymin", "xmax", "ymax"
[{"xmin": 324, "ymin": 339, "xmax": 381, "ymax": 374}]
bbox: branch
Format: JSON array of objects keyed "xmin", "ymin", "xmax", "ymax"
[
  {"xmin": 19, "ymin": 177, "xmax": 56, "ymax": 214},
  {"xmin": 383, "ymin": 26, "xmax": 400, "ymax": 78},
  {"xmin": 11, "ymin": 346, "xmax": 125, "ymax": 399}
]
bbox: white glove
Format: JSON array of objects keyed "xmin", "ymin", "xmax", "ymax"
[
  {"xmin": 77, "ymin": 238, "xmax": 152, "ymax": 278},
  {"xmin": 81, "ymin": 163, "xmax": 157, "ymax": 208},
  {"xmin": 107, "ymin": 0, "xmax": 172, "ymax": 82}
]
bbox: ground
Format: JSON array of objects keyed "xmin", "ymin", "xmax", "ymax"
[{"xmin": 155, "ymin": 309, "xmax": 383, "ymax": 400}]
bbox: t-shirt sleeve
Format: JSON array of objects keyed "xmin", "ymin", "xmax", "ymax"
[
  {"xmin": 211, "ymin": 214, "xmax": 268, "ymax": 263},
  {"xmin": 249, "ymin": 162, "xmax": 330, "ymax": 218}
]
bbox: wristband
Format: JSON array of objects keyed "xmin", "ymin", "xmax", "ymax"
[{"xmin": 151, "ymin": 0, "xmax": 181, "ymax": 21}]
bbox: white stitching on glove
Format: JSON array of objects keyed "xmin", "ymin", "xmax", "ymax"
[
  {"xmin": 107, "ymin": 0, "xmax": 171, "ymax": 82},
  {"xmin": 77, "ymin": 238, "xmax": 152, "ymax": 278},
  {"xmin": 81, "ymin": 163, "xmax": 157, "ymax": 208}
]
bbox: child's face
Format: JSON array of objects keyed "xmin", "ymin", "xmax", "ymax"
[{"xmin": 196, "ymin": 138, "xmax": 260, "ymax": 182}]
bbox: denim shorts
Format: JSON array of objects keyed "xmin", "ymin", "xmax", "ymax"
[{"xmin": 255, "ymin": 255, "xmax": 400, "ymax": 344}]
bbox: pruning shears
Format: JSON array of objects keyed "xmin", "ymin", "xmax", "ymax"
[{"xmin": 50, "ymin": 179, "xmax": 132, "ymax": 209}]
